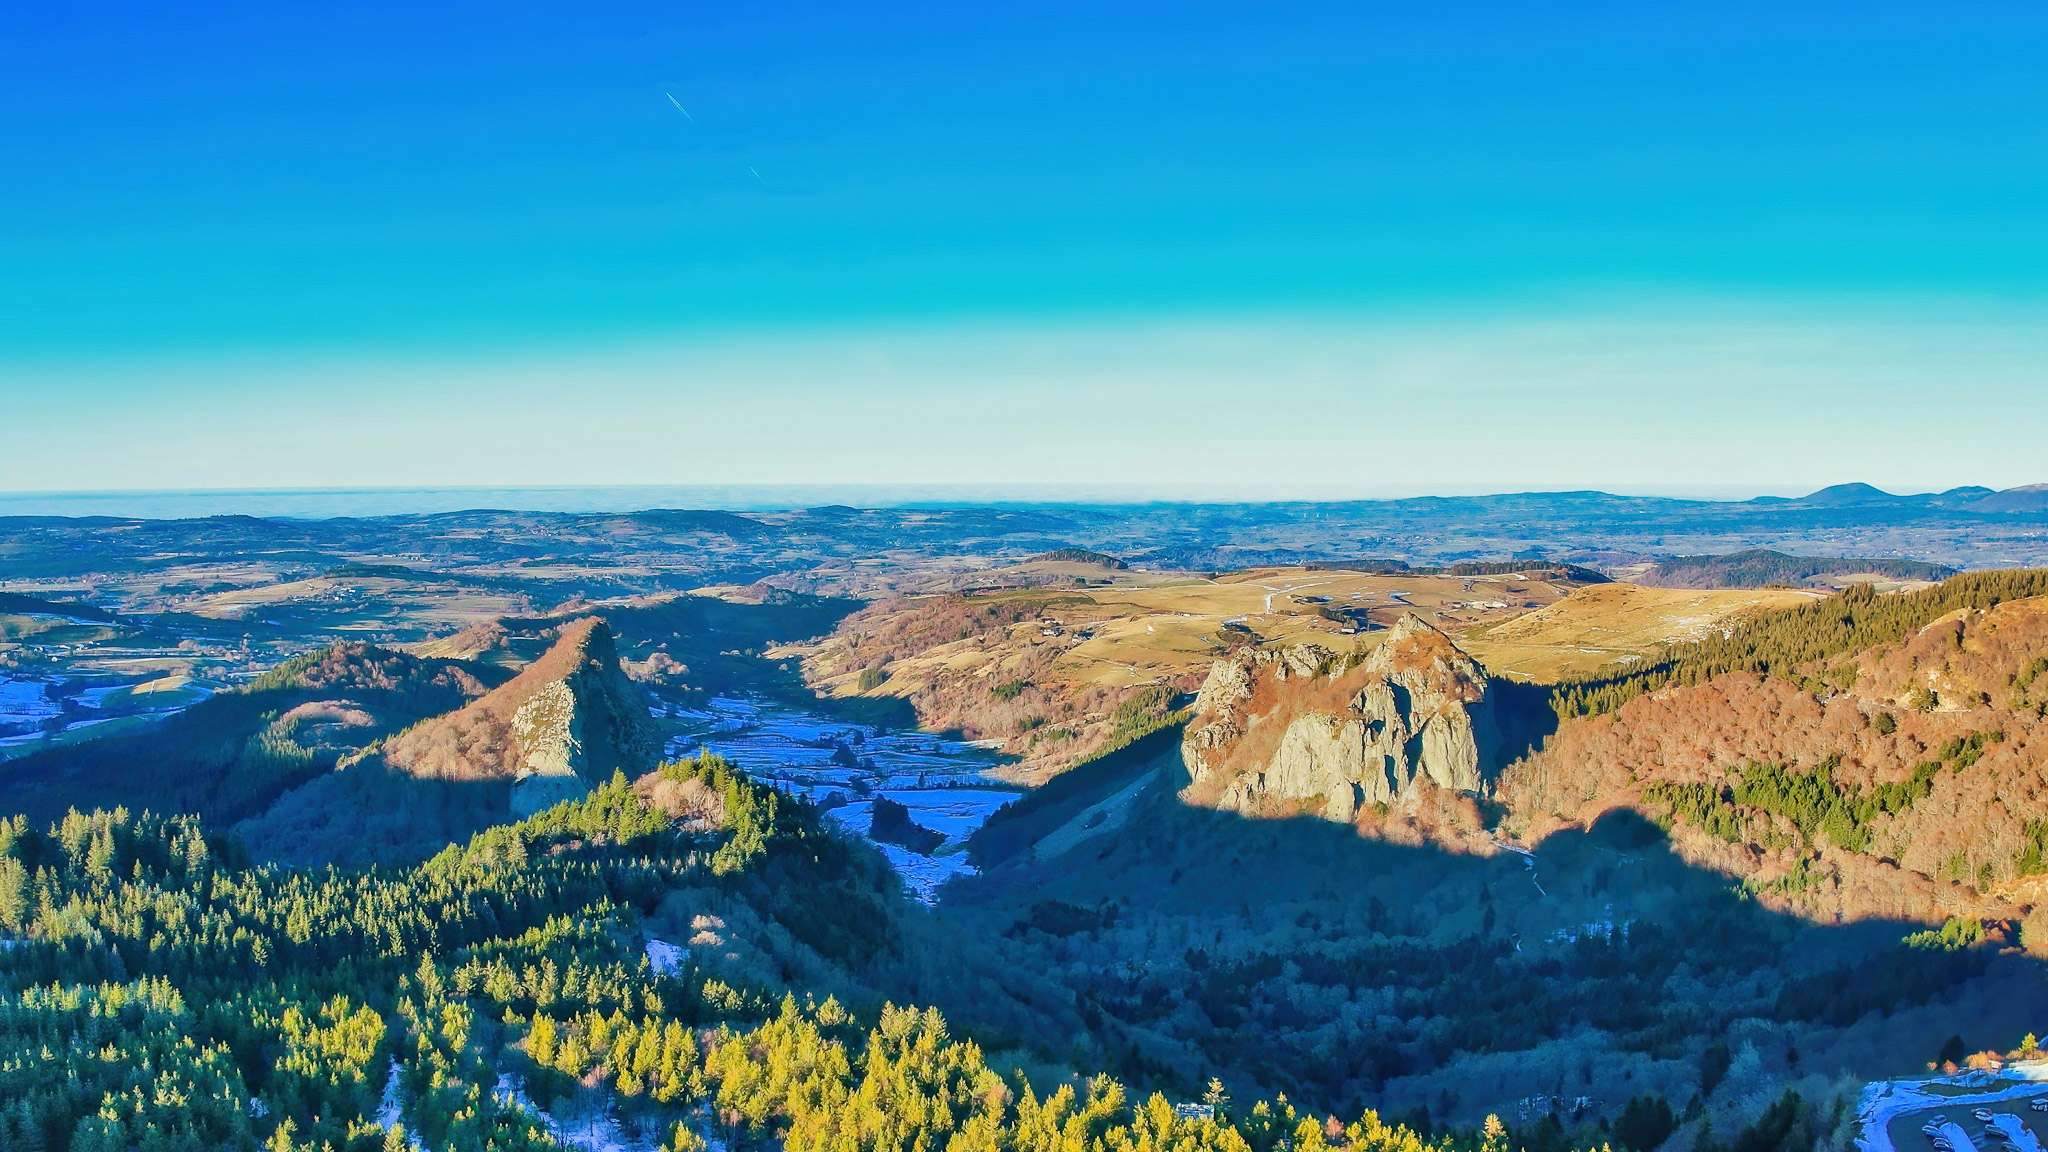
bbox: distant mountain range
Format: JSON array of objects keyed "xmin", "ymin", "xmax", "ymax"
[
  {"xmin": 3, "ymin": 481, "xmax": 2045, "ymax": 590},
  {"xmin": 1754, "ymin": 482, "xmax": 2048, "ymax": 511}
]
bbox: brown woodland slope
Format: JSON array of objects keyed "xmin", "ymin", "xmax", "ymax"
[
  {"xmin": 380, "ymin": 616, "xmax": 660, "ymax": 811},
  {"xmin": 809, "ymin": 591, "xmax": 1192, "ymax": 782},
  {"xmin": 235, "ymin": 617, "xmax": 660, "ymax": 863},
  {"xmin": 1502, "ymin": 594, "xmax": 2048, "ymax": 927},
  {"xmin": 0, "ymin": 640, "xmax": 507, "ymax": 828}
]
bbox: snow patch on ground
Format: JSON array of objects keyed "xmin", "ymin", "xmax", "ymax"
[
  {"xmin": 665, "ymin": 695, "xmax": 1022, "ymax": 901},
  {"xmin": 0, "ymin": 674, "xmax": 215, "ymax": 749},
  {"xmin": 375, "ymin": 1060, "xmax": 426, "ymax": 1150},
  {"xmin": 492, "ymin": 1075, "xmax": 670, "ymax": 1152},
  {"xmin": 645, "ymin": 938, "xmax": 684, "ymax": 976},
  {"xmin": 0, "ymin": 677, "xmax": 59, "ymax": 728}
]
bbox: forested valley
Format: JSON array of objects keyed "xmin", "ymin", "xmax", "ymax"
[{"xmin": 0, "ymin": 752, "xmax": 1718, "ymax": 1152}]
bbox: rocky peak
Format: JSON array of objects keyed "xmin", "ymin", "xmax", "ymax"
[
  {"xmin": 379, "ymin": 617, "xmax": 661, "ymax": 815},
  {"xmin": 1181, "ymin": 615, "xmax": 1501, "ymax": 824}
]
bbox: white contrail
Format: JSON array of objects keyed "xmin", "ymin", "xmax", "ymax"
[
  {"xmin": 664, "ymin": 93, "xmax": 693, "ymax": 121},
  {"xmin": 749, "ymin": 166, "xmax": 763, "ymax": 181}
]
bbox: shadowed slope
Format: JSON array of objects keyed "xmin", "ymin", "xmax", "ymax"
[
  {"xmin": 0, "ymin": 641, "xmax": 507, "ymax": 826},
  {"xmin": 945, "ymin": 752, "xmax": 2047, "ymax": 1127},
  {"xmin": 235, "ymin": 617, "xmax": 660, "ymax": 863}
]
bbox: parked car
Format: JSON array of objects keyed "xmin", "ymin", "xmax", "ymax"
[
  {"xmin": 2032, "ymin": 1100, "xmax": 2048, "ymax": 1113},
  {"xmin": 1976, "ymin": 1111, "xmax": 1996, "ymax": 1122}
]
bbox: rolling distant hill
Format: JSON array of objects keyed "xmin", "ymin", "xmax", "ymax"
[
  {"xmin": 1775, "ymin": 482, "xmax": 2024, "ymax": 510},
  {"xmin": 1787, "ymin": 482, "xmax": 1904, "ymax": 506},
  {"xmin": 1639, "ymin": 548, "xmax": 1956, "ymax": 589},
  {"xmin": 1975, "ymin": 483, "xmax": 2048, "ymax": 512},
  {"xmin": 6, "ymin": 483, "xmax": 2048, "ymax": 591}
]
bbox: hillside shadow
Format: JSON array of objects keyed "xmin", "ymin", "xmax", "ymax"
[
  {"xmin": 0, "ymin": 661, "xmax": 513, "ymax": 831},
  {"xmin": 941, "ymin": 761, "xmax": 2048, "ymax": 1124},
  {"xmin": 1491, "ymin": 677, "xmax": 1561, "ymax": 771},
  {"xmin": 529, "ymin": 594, "xmax": 930, "ymax": 730},
  {"xmin": 524, "ymin": 593, "xmax": 870, "ymax": 703},
  {"xmin": 233, "ymin": 767, "xmax": 522, "ymax": 866}
]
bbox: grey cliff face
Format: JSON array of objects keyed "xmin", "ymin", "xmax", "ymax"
[
  {"xmin": 1182, "ymin": 615, "xmax": 1499, "ymax": 822},
  {"xmin": 507, "ymin": 622, "xmax": 662, "ymax": 816}
]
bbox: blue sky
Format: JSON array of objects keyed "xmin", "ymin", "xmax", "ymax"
[{"xmin": 5, "ymin": 1, "xmax": 2047, "ymax": 495}]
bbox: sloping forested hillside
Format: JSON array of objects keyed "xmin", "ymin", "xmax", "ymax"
[
  {"xmin": 1547, "ymin": 570, "xmax": 2048, "ymax": 720},
  {"xmin": 0, "ymin": 752, "xmax": 1643, "ymax": 1152},
  {"xmin": 1505, "ymin": 583, "xmax": 2048, "ymax": 929},
  {"xmin": 0, "ymin": 642, "xmax": 510, "ymax": 829}
]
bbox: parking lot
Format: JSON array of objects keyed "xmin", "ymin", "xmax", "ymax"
[{"xmin": 1880, "ymin": 1091, "xmax": 2048, "ymax": 1152}]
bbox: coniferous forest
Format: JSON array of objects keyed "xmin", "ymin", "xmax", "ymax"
[{"xmin": 0, "ymin": 754, "xmax": 1581, "ymax": 1152}]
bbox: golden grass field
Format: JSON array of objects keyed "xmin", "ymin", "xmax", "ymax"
[
  {"xmin": 1459, "ymin": 581, "xmax": 1822, "ymax": 681},
  {"xmin": 188, "ymin": 575, "xmax": 530, "ymax": 633},
  {"xmin": 807, "ymin": 565, "xmax": 1827, "ymax": 703},
  {"xmin": 803, "ymin": 565, "xmax": 1587, "ymax": 699},
  {"xmin": 1042, "ymin": 567, "xmax": 1580, "ymax": 687}
]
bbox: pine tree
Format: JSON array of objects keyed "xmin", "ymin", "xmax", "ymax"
[{"xmin": 527, "ymin": 1017, "xmax": 558, "ymax": 1067}]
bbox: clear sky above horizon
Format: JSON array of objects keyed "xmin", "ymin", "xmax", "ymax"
[{"xmin": 5, "ymin": 1, "xmax": 2047, "ymax": 496}]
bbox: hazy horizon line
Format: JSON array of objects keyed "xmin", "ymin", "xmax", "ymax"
[{"xmin": 0, "ymin": 479, "xmax": 2031, "ymax": 521}]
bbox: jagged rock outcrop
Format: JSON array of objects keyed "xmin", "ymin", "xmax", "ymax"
[
  {"xmin": 1181, "ymin": 615, "xmax": 1501, "ymax": 822},
  {"xmin": 380, "ymin": 617, "xmax": 661, "ymax": 815}
]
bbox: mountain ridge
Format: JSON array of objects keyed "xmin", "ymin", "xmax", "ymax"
[
  {"xmin": 0, "ymin": 639, "xmax": 509, "ymax": 827},
  {"xmin": 1772, "ymin": 482, "xmax": 2029, "ymax": 510},
  {"xmin": 379, "ymin": 616, "xmax": 660, "ymax": 814},
  {"xmin": 236, "ymin": 616, "xmax": 661, "ymax": 862}
]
